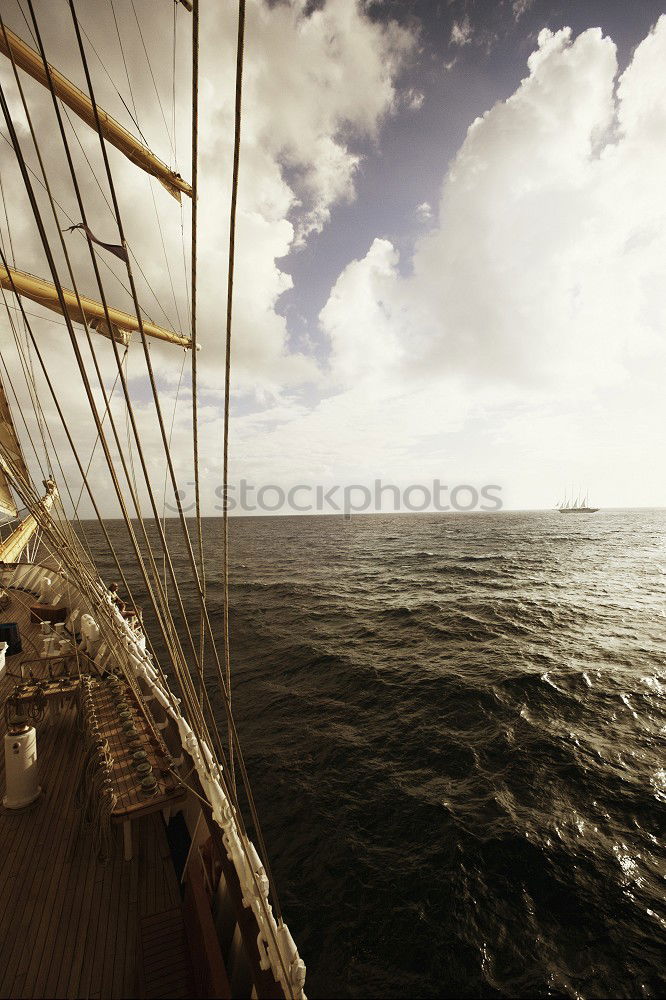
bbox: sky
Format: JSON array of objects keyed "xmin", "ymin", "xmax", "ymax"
[{"xmin": 0, "ymin": 0, "xmax": 665, "ymax": 516}]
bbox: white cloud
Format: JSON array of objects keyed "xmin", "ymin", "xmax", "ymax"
[
  {"xmin": 233, "ymin": 0, "xmax": 415, "ymax": 241},
  {"xmin": 450, "ymin": 16, "xmax": 473, "ymax": 48},
  {"xmin": 403, "ymin": 88, "xmax": 425, "ymax": 111},
  {"xmin": 236, "ymin": 17, "xmax": 666, "ymax": 510},
  {"xmin": 320, "ymin": 237, "xmax": 403, "ymax": 385},
  {"xmin": 512, "ymin": 0, "xmax": 534, "ymax": 21},
  {"xmin": 322, "ymin": 20, "xmax": 666, "ymax": 392},
  {"xmin": 193, "ymin": 0, "xmax": 416, "ymax": 387}
]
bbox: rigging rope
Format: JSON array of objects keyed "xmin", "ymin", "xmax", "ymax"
[
  {"xmin": 161, "ymin": 347, "xmax": 188, "ymax": 596},
  {"xmin": 172, "ymin": 0, "xmax": 177, "ymax": 166},
  {"xmin": 77, "ymin": 14, "xmax": 150, "ymax": 146},
  {"xmin": 2, "ymin": 4, "xmax": 292, "ymax": 968},
  {"xmin": 0, "ymin": 27, "xmax": 205, "ymax": 737},
  {"xmin": 34, "ymin": 11, "xmax": 215, "ymax": 732},
  {"xmin": 7, "ymin": 0, "xmax": 195, "ymax": 773},
  {"xmin": 65, "ymin": 0, "xmax": 231, "ymax": 758},
  {"xmin": 107, "ymin": 0, "xmax": 184, "ymax": 332},
  {"xmin": 66, "ymin": 0, "xmax": 287, "ymax": 926},
  {"xmin": 73, "ymin": 345, "xmax": 130, "ymax": 514},
  {"xmin": 109, "ymin": 0, "xmax": 144, "ymax": 137},
  {"xmin": 222, "ymin": 0, "xmax": 247, "ymax": 794},
  {"xmin": 0, "ymin": 169, "xmax": 15, "ymax": 265},
  {"xmin": 18, "ymin": 3, "xmax": 204, "ymax": 658},
  {"xmin": 0, "ymin": 339, "xmax": 47, "ymax": 480},
  {"xmin": 0, "ymin": 290, "xmax": 173, "ymax": 712},
  {"xmin": 130, "ymin": 0, "xmax": 175, "ymax": 164},
  {"xmin": 190, "ymin": 0, "xmax": 206, "ymax": 699},
  {"xmin": 0, "ymin": 129, "xmax": 179, "ymax": 336},
  {"xmin": 0, "ymin": 243, "xmax": 134, "ymax": 595},
  {"xmin": 0, "ymin": 277, "xmax": 96, "ymax": 562}
]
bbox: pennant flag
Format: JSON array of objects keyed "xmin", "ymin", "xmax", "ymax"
[{"xmin": 64, "ymin": 223, "xmax": 129, "ymax": 263}]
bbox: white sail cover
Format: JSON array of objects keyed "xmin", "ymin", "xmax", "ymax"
[
  {"xmin": 0, "ymin": 377, "xmax": 30, "ymax": 518},
  {"xmin": 0, "ymin": 26, "xmax": 192, "ymax": 202},
  {"xmin": 0, "ymin": 266, "xmax": 192, "ymax": 349}
]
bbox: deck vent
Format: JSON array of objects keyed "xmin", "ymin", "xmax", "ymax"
[{"xmin": 3, "ymin": 723, "xmax": 41, "ymax": 809}]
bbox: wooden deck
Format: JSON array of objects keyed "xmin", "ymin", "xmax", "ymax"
[{"xmin": 0, "ymin": 584, "xmax": 194, "ymax": 999}]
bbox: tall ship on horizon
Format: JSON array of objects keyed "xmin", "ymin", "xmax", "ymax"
[
  {"xmin": 557, "ymin": 491, "xmax": 599, "ymax": 514},
  {"xmin": 0, "ymin": 2, "xmax": 307, "ymax": 998}
]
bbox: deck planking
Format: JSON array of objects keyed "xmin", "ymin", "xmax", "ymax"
[{"xmin": 0, "ymin": 584, "xmax": 194, "ymax": 999}]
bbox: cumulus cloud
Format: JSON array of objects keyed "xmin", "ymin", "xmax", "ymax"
[
  {"xmin": 241, "ymin": 17, "xmax": 666, "ymax": 509},
  {"xmin": 194, "ymin": 0, "xmax": 416, "ymax": 387},
  {"xmin": 322, "ymin": 19, "xmax": 666, "ymax": 392}
]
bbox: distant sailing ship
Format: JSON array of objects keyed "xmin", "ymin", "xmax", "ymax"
[{"xmin": 557, "ymin": 491, "xmax": 599, "ymax": 514}]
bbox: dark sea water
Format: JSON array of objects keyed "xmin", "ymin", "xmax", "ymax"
[{"xmin": 86, "ymin": 510, "xmax": 666, "ymax": 998}]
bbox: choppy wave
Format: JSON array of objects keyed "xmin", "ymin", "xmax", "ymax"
[{"xmin": 85, "ymin": 509, "xmax": 666, "ymax": 998}]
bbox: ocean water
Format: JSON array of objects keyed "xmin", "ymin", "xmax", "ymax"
[{"xmin": 86, "ymin": 510, "xmax": 666, "ymax": 998}]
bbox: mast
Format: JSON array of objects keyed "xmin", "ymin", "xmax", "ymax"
[
  {"xmin": 0, "ymin": 376, "xmax": 30, "ymax": 520},
  {"xmin": 0, "ymin": 478, "xmax": 56, "ymax": 562},
  {"xmin": 0, "ymin": 24, "xmax": 191, "ymax": 201},
  {"xmin": 0, "ymin": 375, "xmax": 47, "ymax": 561}
]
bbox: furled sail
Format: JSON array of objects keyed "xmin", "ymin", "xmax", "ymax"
[
  {"xmin": 0, "ymin": 266, "xmax": 192, "ymax": 349},
  {"xmin": 0, "ymin": 479, "xmax": 57, "ymax": 561},
  {"xmin": 0, "ymin": 376, "xmax": 30, "ymax": 519},
  {"xmin": 0, "ymin": 25, "xmax": 192, "ymax": 202}
]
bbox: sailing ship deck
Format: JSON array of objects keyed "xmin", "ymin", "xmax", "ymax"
[{"xmin": 0, "ymin": 586, "xmax": 193, "ymax": 999}]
